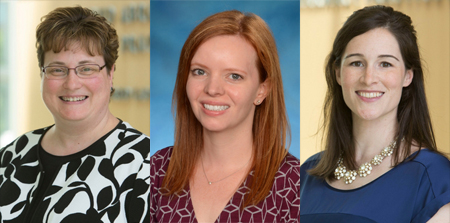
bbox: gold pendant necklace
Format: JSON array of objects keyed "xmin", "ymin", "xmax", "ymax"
[
  {"xmin": 334, "ymin": 139, "xmax": 398, "ymax": 184},
  {"xmin": 200, "ymin": 155, "xmax": 250, "ymax": 185}
]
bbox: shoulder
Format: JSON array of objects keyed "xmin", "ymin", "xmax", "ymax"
[
  {"xmin": 116, "ymin": 121, "xmax": 149, "ymax": 138},
  {"xmin": 406, "ymin": 149, "xmax": 450, "ymax": 222},
  {"xmin": 0, "ymin": 127, "xmax": 49, "ymax": 158},
  {"xmin": 150, "ymin": 147, "xmax": 173, "ymax": 165},
  {"xmin": 150, "ymin": 147, "xmax": 173, "ymax": 177},
  {"xmin": 107, "ymin": 121, "xmax": 150, "ymax": 157},
  {"xmin": 270, "ymin": 153, "xmax": 300, "ymax": 219},
  {"xmin": 277, "ymin": 153, "xmax": 300, "ymax": 180},
  {"xmin": 408, "ymin": 149, "xmax": 450, "ymax": 198},
  {"xmin": 301, "ymin": 152, "xmax": 323, "ymax": 171},
  {"xmin": 409, "ymin": 149, "xmax": 450, "ymax": 173}
]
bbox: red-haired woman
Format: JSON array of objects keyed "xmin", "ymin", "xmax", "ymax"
[{"xmin": 150, "ymin": 10, "xmax": 299, "ymax": 222}]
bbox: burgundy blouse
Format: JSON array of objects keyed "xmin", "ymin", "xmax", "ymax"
[{"xmin": 150, "ymin": 147, "xmax": 300, "ymax": 223}]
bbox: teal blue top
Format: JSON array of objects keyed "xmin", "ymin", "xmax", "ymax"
[{"xmin": 300, "ymin": 149, "xmax": 450, "ymax": 223}]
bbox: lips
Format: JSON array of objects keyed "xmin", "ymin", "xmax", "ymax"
[
  {"xmin": 60, "ymin": 96, "xmax": 88, "ymax": 102},
  {"xmin": 356, "ymin": 91, "xmax": 383, "ymax": 98},
  {"xmin": 203, "ymin": 104, "xmax": 229, "ymax": 111}
]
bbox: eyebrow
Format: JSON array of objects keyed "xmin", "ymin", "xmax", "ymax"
[
  {"xmin": 344, "ymin": 53, "xmax": 363, "ymax": 59},
  {"xmin": 378, "ymin": 54, "xmax": 399, "ymax": 61},
  {"xmin": 46, "ymin": 60, "xmax": 98, "ymax": 66},
  {"xmin": 190, "ymin": 62, "xmax": 208, "ymax": 69},
  {"xmin": 190, "ymin": 62, "xmax": 248, "ymax": 75},
  {"xmin": 78, "ymin": 60, "xmax": 98, "ymax": 64},
  {"xmin": 344, "ymin": 53, "xmax": 399, "ymax": 61}
]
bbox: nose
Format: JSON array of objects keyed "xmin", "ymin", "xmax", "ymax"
[
  {"xmin": 360, "ymin": 66, "xmax": 378, "ymax": 85},
  {"xmin": 204, "ymin": 74, "xmax": 224, "ymax": 96},
  {"xmin": 63, "ymin": 69, "xmax": 82, "ymax": 90}
]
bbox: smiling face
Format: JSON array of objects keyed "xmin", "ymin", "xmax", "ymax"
[
  {"xmin": 41, "ymin": 44, "xmax": 113, "ymax": 123},
  {"xmin": 336, "ymin": 28, "xmax": 413, "ymax": 122},
  {"xmin": 186, "ymin": 35, "xmax": 267, "ymax": 133}
]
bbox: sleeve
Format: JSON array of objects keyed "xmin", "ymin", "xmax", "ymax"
[
  {"xmin": 149, "ymin": 152, "xmax": 158, "ymax": 223},
  {"xmin": 411, "ymin": 152, "xmax": 450, "ymax": 223},
  {"xmin": 125, "ymin": 137, "xmax": 150, "ymax": 223},
  {"xmin": 280, "ymin": 157, "xmax": 300, "ymax": 223},
  {"xmin": 149, "ymin": 147, "xmax": 171, "ymax": 223}
]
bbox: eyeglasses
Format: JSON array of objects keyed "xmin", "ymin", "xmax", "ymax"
[{"xmin": 42, "ymin": 64, "xmax": 106, "ymax": 80}]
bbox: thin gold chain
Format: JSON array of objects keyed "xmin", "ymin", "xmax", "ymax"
[{"xmin": 200, "ymin": 155, "xmax": 251, "ymax": 185}]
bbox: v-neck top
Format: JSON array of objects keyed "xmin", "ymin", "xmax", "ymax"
[
  {"xmin": 150, "ymin": 147, "xmax": 300, "ymax": 223},
  {"xmin": 300, "ymin": 149, "xmax": 450, "ymax": 223}
]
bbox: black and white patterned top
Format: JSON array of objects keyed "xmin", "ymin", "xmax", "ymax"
[{"xmin": 0, "ymin": 121, "xmax": 150, "ymax": 223}]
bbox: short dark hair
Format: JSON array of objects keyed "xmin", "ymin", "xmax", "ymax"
[
  {"xmin": 36, "ymin": 6, "xmax": 119, "ymax": 95},
  {"xmin": 309, "ymin": 5, "xmax": 439, "ymax": 179}
]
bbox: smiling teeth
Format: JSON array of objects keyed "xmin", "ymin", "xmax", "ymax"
[
  {"xmin": 61, "ymin": 96, "xmax": 87, "ymax": 102},
  {"xmin": 204, "ymin": 104, "xmax": 229, "ymax": 111},
  {"xmin": 358, "ymin": 92, "xmax": 383, "ymax": 98}
]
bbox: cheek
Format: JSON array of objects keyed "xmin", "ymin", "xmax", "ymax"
[
  {"xmin": 88, "ymin": 77, "xmax": 109, "ymax": 93},
  {"xmin": 227, "ymin": 85, "xmax": 257, "ymax": 106},
  {"xmin": 185, "ymin": 79, "xmax": 196, "ymax": 101},
  {"xmin": 41, "ymin": 79, "xmax": 59, "ymax": 94},
  {"xmin": 385, "ymin": 74, "xmax": 404, "ymax": 89}
]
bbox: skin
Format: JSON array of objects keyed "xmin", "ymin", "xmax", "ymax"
[
  {"xmin": 329, "ymin": 28, "xmax": 413, "ymax": 188},
  {"xmin": 40, "ymin": 44, "xmax": 118, "ymax": 156},
  {"xmin": 331, "ymin": 27, "xmax": 449, "ymax": 221},
  {"xmin": 186, "ymin": 35, "xmax": 268, "ymax": 223},
  {"xmin": 427, "ymin": 203, "xmax": 450, "ymax": 222}
]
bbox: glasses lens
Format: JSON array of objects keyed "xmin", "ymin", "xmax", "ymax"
[
  {"xmin": 44, "ymin": 67, "xmax": 67, "ymax": 79},
  {"xmin": 77, "ymin": 65, "xmax": 100, "ymax": 78}
]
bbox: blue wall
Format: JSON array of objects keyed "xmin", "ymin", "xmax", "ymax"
[{"xmin": 150, "ymin": 1, "xmax": 299, "ymax": 159}]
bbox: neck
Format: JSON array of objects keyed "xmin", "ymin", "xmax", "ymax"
[
  {"xmin": 201, "ymin": 126, "xmax": 253, "ymax": 169},
  {"xmin": 45, "ymin": 112, "xmax": 118, "ymax": 155},
  {"xmin": 352, "ymin": 113, "xmax": 398, "ymax": 164}
]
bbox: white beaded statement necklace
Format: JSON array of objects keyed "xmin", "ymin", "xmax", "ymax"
[{"xmin": 334, "ymin": 139, "xmax": 398, "ymax": 184}]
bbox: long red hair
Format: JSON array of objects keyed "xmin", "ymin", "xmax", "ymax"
[{"xmin": 162, "ymin": 10, "xmax": 290, "ymax": 207}]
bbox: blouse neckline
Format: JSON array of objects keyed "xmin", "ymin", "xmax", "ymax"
[{"xmin": 324, "ymin": 148, "xmax": 426, "ymax": 192}]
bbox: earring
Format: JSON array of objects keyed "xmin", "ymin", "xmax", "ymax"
[
  {"xmin": 111, "ymin": 87, "xmax": 114, "ymax": 92},
  {"xmin": 256, "ymin": 100, "xmax": 261, "ymax": 105}
]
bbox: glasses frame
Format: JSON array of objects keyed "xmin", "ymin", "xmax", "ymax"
[{"xmin": 42, "ymin": 64, "xmax": 107, "ymax": 79}]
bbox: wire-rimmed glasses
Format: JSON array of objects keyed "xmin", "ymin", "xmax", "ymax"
[{"xmin": 42, "ymin": 64, "xmax": 106, "ymax": 80}]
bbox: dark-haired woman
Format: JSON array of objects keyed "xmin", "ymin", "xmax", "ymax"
[
  {"xmin": 300, "ymin": 5, "xmax": 450, "ymax": 223},
  {"xmin": 0, "ymin": 6, "xmax": 149, "ymax": 222}
]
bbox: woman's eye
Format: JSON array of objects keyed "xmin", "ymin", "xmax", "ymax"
[
  {"xmin": 192, "ymin": 69, "xmax": 205, "ymax": 76},
  {"xmin": 81, "ymin": 67, "xmax": 92, "ymax": 72},
  {"xmin": 229, "ymin": 73, "xmax": 242, "ymax": 80},
  {"xmin": 380, "ymin": 62, "xmax": 392, "ymax": 67},
  {"xmin": 350, "ymin": 61, "xmax": 363, "ymax": 67}
]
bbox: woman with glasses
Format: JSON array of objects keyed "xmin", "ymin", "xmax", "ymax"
[
  {"xmin": 150, "ymin": 10, "xmax": 300, "ymax": 222},
  {"xmin": 0, "ymin": 6, "xmax": 149, "ymax": 223},
  {"xmin": 300, "ymin": 5, "xmax": 450, "ymax": 222}
]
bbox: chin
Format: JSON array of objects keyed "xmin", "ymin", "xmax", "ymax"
[
  {"xmin": 200, "ymin": 121, "xmax": 229, "ymax": 133},
  {"xmin": 358, "ymin": 112, "xmax": 381, "ymax": 121},
  {"xmin": 57, "ymin": 112, "xmax": 88, "ymax": 122},
  {"xmin": 202, "ymin": 125, "xmax": 227, "ymax": 133}
]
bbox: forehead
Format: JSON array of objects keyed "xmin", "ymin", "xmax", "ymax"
[
  {"xmin": 44, "ymin": 43, "xmax": 104, "ymax": 65},
  {"xmin": 344, "ymin": 28, "xmax": 402, "ymax": 59},
  {"xmin": 192, "ymin": 35, "xmax": 258, "ymax": 65}
]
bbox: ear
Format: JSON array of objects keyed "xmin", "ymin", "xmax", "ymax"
[
  {"xmin": 108, "ymin": 64, "xmax": 115, "ymax": 87},
  {"xmin": 403, "ymin": 69, "xmax": 413, "ymax": 87},
  {"xmin": 254, "ymin": 79, "xmax": 271, "ymax": 105},
  {"xmin": 335, "ymin": 68, "xmax": 342, "ymax": 86}
]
